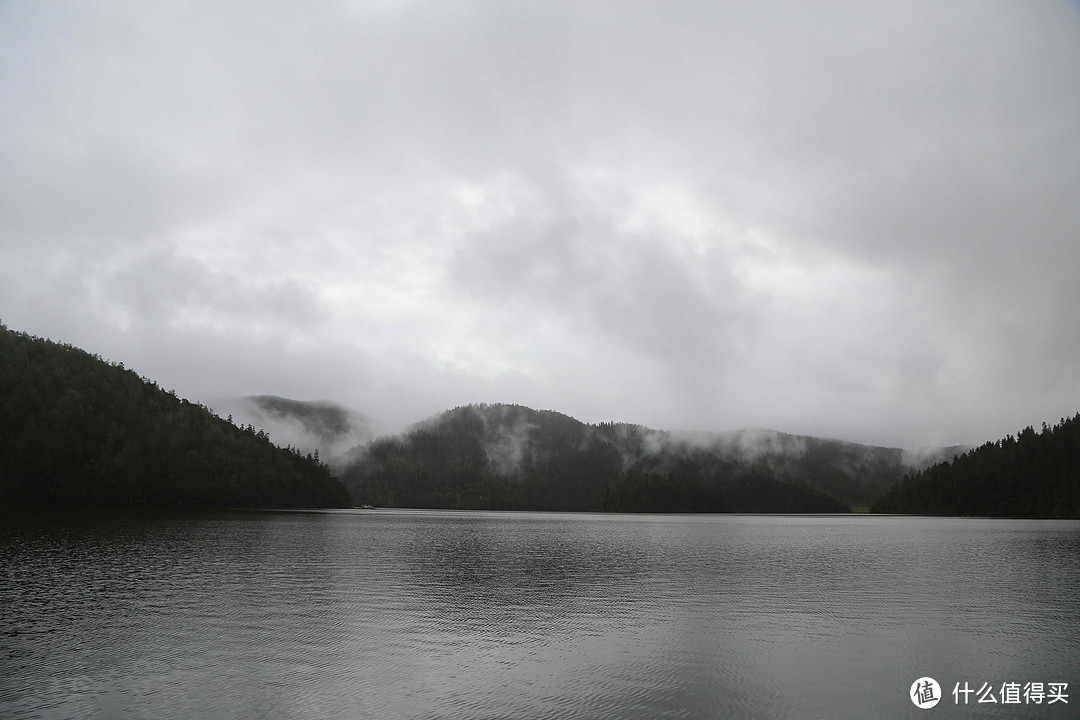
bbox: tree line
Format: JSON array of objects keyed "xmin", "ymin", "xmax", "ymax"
[{"xmin": 871, "ymin": 415, "xmax": 1080, "ymax": 517}]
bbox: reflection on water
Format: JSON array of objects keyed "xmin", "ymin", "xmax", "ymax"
[{"xmin": 1, "ymin": 511, "xmax": 1078, "ymax": 719}]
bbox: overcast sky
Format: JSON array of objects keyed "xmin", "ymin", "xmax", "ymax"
[{"xmin": 2, "ymin": 1, "xmax": 1079, "ymax": 447}]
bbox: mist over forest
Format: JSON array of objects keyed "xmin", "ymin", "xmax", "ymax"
[
  {"xmin": 338, "ymin": 403, "xmax": 960, "ymax": 512},
  {"xmin": 2, "ymin": 321, "xmax": 1078, "ymax": 516}
]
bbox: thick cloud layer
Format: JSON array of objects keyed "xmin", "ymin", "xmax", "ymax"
[{"xmin": 2, "ymin": 1, "xmax": 1078, "ymax": 446}]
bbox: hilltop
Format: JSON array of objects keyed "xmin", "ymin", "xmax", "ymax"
[{"xmin": 340, "ymin": 403, "xmax": 955, "ymax": 512}]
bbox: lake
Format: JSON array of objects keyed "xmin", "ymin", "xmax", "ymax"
[{"xmin": 1, "ymin": 511, "xmax": 1077, "ymax": 719}]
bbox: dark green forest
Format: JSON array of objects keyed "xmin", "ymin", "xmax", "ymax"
[
  {"xmin": 0, "ymin": 324, "xmax": 351, "ymax": 508},
  {"xmin": 871, "ymin": 415, "xmax": 1080, "ymax": 517},
  {"xmin": 342, "ymin": 404, "xmax": 850, "ymax": 512}
]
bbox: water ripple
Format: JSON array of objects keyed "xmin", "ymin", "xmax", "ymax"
[{"xmin": 1, "ymin": 511, "xmax": 1077, "ymax": 719}]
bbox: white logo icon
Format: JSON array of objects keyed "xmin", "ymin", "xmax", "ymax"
[{"xmin": 911, "ymin": 677, "xmax": 942, "ymax": 709}]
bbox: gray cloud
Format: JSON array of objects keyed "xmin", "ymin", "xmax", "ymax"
[{"xmin": 2, "ymin": 0, "xmax": 1079, "ymax": 446}]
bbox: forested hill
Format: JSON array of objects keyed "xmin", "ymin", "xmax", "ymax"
[
  {"xmin": 0, "ymin": 325, "xmax": 350, "ymax": 508},
  {"xmin": 871, "ymin": 415, "xmax": 1080, "ymax": 517},
  {"xmin": 340, "ymin": 403, "xmax": 882, "ymax": 512}
]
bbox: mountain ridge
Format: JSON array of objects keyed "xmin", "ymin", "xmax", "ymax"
[{"xmin": 339, "ymin": 402, "xmax": 961, "ymax": 511}]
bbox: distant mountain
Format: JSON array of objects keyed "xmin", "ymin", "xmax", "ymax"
[
  {"xmin": 599, "ymin": 424, "xmax": 963, "ymax": 508},
  {"xmin": 0, "ymin": 324, "xmax": 351, "ymax": 508},
  {"xmin": 340, "ymin": 403, "xmax": 956, "ymax": 512},
  {"xmin": 872, "ymin": 415, "xmax": 1080, "ymax": 517},
  {"xmin": 211, "ymin": 395, "xmax": 380, "ymax": 469},
  {"xmin": 342, "ymin": 404, "xmax": 641, "ymax": 511}
]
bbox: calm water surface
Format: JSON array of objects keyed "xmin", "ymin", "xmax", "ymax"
[{"xmin": 1, "ymin": 511, "xmax": 1077, "ymax": 719}]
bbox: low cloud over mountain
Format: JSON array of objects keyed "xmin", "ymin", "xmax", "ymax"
[{"xmin": 211, "ymin": 395, "xmax": 381, "ymax": 469}]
